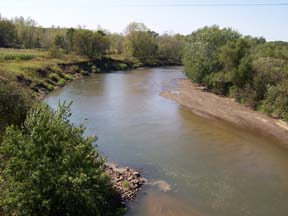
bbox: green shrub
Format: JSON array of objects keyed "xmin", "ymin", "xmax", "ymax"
[
  {"xmin": 70, "ymin": 65, "xmax": 80, "ymax": 73},
  {"xmin": 41, "ymin": 82, "xmax": 54, "ymax": 91},
  {"xmin": 48, "ymin": 46, "xmax": 64, "ymax": 58},
  {"xmin": 263, "ymin": 82, "xmax": 288, "ymax": 120},
  {"xmin": 122, "ymin": 180, "xmax": 130, "ymax": 188},
  {"xmin": 64, "ymin": 74, "xmax": 73, "ymax": 80},
  {"xmin": 91, "ymin": 65, "xmax": 100, "ymax": 73},
  {"xmin": 57, "ymin": 78, "xmax": 65, "ymax": 86},
  {"xmin": 48, "ymin": 73, "xmax": 60, "ymax": 82},
  {"xmin": 0, "ymin": 103, "xmax": 121, "ymax": 216},
  {"xmin": 50, "ymin": 64, "xmax": 61, "ymax": 73},
  {"xmin": 0, "ymin": 79, "xmax": 34, "ymax": 137},
  {"xmin": 80, "ymin": 69, "xmax": 89, "ymax": 76},
  {"xmin": 119, "ymin": 63, "xmax": 128, "ymax": 70}
]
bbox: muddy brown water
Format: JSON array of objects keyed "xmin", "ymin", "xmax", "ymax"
[{"xmin": 45, "ymin": 67, "xmax": 288, "ymax": 216}]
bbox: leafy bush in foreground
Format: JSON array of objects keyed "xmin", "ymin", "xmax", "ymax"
[
  {"xmin": 0, "ymin": 79, "xmax": 34, "ymax": 136},
  {"xmin": 0, "ymin": 103, "xmax": 121, "ymax": 216}
]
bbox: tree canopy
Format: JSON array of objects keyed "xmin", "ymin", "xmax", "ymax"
[{"xmin": 0, "ymin": 103, "xmax": 121, "ymax": 216}]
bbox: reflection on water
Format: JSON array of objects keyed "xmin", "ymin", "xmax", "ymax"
[{"xmin": 45, "ymin": 67, "xmax": 288, "ymax": 216}]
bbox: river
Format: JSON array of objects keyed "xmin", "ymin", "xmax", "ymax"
[{"xmin": 45, "ymin": 67, "xmax": 288, "ymax": 216}]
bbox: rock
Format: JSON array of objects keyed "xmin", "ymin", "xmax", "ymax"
[
  {"xmin": 103, "ymin": 163, "xmax": 146, "ymax": 203},
  {"xmin": 133, "ymin": 171, "xmax": 140, "ymax": 177}
]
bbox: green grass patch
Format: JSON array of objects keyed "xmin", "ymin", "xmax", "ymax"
[
  {"xmin": 122, "ymin": 180, "xmax": 130, "ymax": 188},
  {"xmin": 0, "ymin": 48, "xmax": 47, "ymax": 61},
  {"xmin": 57, "ymin": 78, "xmax": 65, "ymax": 86}
]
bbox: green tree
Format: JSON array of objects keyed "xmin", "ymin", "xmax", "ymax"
[
  {"xmin": 183, "ymin": 26, "xmax": 240, "ymax": 83},
  {"xmin": 73, "ymin": 29, "xmax": 110, "ymax": 57},
  {"xmin": 263, "ymin": 81, "xmax": 288, "ymax": 120},
  {"xmin": 54, "ymin": 34, "xmax": 66, "ymax": 49},
  {"xmin": 66, "ymin": 28, "xmax": 75, "ymax": 50},
  {"xmin": 124, "ymin": 22, "xmax": 158, "ymax": 63},
  {"xmin": 157, "ymin": 34, "xmax": 183, "ymax": 64},
  {"xmin": 0, "ymin": 103, "xmax": 121, "ymax": 216},
  {"xmin": 108, "ymin": 33, "xmax": 125, "ymax": 54},
  {"xmin": 0, "ymin": 79, "xmax": 33, "ymax": 137},
  {"xmin": 12, "ymin": 17, "xmax": 38, "ymax": 48},
  {"xmin": 0, "ymin": 18, "xmax": 16, "ymax": 47}
]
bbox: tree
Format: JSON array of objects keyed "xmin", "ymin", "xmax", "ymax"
[
  {"xmin": 54, "ymin": 34, "xmax": 66, "ymax": 49},
  {"xmin": 0, "ymin": 79, "xmax": 33, "ymax": 136},
  {"xmin": 73, "ymin": 29, "xmax": 110, "ymax": 57},
  {"xmin": 0, "ymin": 103, "xmax": 121, "ymax": 216},
  {"xmin": 183, "ymin": 25, "xmax": 240, "ymax": 83},
  {"xmin": 0, "ymin": 18, "xmax": 16, "ymax": 47},
  {"xmin": 157, "ymin": 34, "xmax": 184, "ymax": 64},
  {"xmin": 263, "ymin": 81, "xmax": 288, "ymax": 120},
  {"xmin": 108, "ymin": 33, "xmax": 125, "ymax": 54},
  {"xmin": 124, "ymin": 22, "xmax": 158, "ymax": 62},
  {"xmin": 66, "ymin": 28, "xmax": 75, "ymax": 50},
  {"xmin": 12, "ymin": 17, "xmax": 38, "ymax": 48}
]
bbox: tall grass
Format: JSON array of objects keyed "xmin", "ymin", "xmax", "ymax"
[{"xmin": 0, "ymin": 48, "xmax": 47, "ymax": 61}]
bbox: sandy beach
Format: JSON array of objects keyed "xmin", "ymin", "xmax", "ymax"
[{"xmin": 161, "ymin": 79, "xmax": 288, "ymax": 147}]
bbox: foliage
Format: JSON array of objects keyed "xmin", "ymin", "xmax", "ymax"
[
  {"xmin": 0, "ymin": 15, "xmax": 182, "ymax": 65},
  {"xmin": 183, "ymin": 26, "xmax": 240, "ymax": 83},
  {"xmin": 183, "ymin": 25, "xmax": 288, "ymax": 121},
  {"xmin": 54, "ymin": 34, "xmax": 67, "ymax": 49},
  {"xmin": 0, "ymin": 18, "xmax": 16, "ymax": 48},
  {"xmin": 48, "ymin": 46, "xmax": 65, "ymax": 58},
  {"xmin": 124, "ymin": 22, "xmax": 158, "ymax": 63},
  {"xmin": 73, "ymin": 29, "xmax": 110, "ymax": 57},
  {"xmin": 263, "ymin": 81, "xmax": 288, "ymax": 120},
  {"xmin": 0, "ymin": 103, "xmax": 121, "ymax": 216},
  {"xmin": 157, "ymin": 34, "xmax": 184, "ymax": 64},
  {"xmin": 0, "ymin": 79, "xmax": 34, "ymax": 136},
  {"xmin": 0, "ymin": 48, "xmax": 46, "ymax": 61},
  {"xmin": 12, "ymin": 17, "xmax": 39, "ymax": 48}
]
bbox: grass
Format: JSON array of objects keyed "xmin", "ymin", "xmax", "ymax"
[
  {"xmin": 122, "ymin": 180, "xmax": 130, "ymax": 188},
  {"xmin": 0, "ymin": 48, "xmax": 47, "ymax": 61},
  {"xmin": 0, "ymin": 48, "xmax": 88, "ymax": 86},
  {"xmin": 0, "ymin": 48, "xmax": 137, "ymax": 95}
]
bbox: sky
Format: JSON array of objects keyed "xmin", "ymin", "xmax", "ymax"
[{"xmin": 1, "ymin": 0, "xmax": 288, "ymax": 41}]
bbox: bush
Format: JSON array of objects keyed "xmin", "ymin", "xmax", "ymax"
[
  {"xmin": 48, "ymin": 46, "xmax": 64, "ymax": 58},
  {"xmin": 119, "ymin": 63, "xmax": 128, "ymax": 70},
  {"xmin": 91, "ymin": 65, "xmax": 100, "ymax": 73},
  {"xmin": 0, "ymin": 79, "xmax": 34, "ymax": 136},
  {"xmin": 64, "ymin": 74, "xmax": 73, "ymax": 80},
  {"xmin": 48, "ymin": 73, "xmax": 60, "ymax": 82},
  {"xmin": 57, "ymin": 78, "xmax": 65, "ymax": 86},
  {"xmin": 183, "ymin": 26, "xmax": 240, "ymax": 83},
  {"xmin": 263, "ymin": 82, "xmax": 288, "ymax": 120},
  {"xmin": 0, "ymin": 103, "xmax": 121, "ymax": 216}
]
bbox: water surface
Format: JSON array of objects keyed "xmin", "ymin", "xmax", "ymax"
[{"xmin": 45, "ymin": 67, "xmax": 288, "ymax": 216}]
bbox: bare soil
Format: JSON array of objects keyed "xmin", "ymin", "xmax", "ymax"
[{"xmin": 160, "ymin": 79, "xmax": 288, "ymax": 147}]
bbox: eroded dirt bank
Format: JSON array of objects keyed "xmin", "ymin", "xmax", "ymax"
[{"xmin": 161, "ymin": 79, "xmax": 288, "ymax": 147}]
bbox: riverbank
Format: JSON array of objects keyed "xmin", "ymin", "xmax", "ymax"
[
  {"xmin": 161, "ymin": 79, "xmax": 288, "ymax": 147},
  {"xmin": 0, "ymin": 48, "xmax": 181, "ymax": 100}
]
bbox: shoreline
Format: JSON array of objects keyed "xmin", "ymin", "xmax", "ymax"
[
  {"xmin": 160, "ymin": 79, "xmax": 288, "ymax": 147},
  {"xmin": 35, "ymin": 58, "xmax": 181, "ymax": 100}
]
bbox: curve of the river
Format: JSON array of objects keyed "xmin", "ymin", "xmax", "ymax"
[{"xmin": 45, "ymin": 67, "xmax": 288, "ymax": 216}]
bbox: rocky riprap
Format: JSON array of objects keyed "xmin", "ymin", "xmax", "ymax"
[{"xmin": 104, "ymin": 163, "xmax": 146, "ymax": 201}]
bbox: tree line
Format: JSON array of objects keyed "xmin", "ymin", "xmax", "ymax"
[
  {"xmin": 183, "ymin": 26, "xmax": 288, "ymax": 121},
  {"xmin": 0, "ymin": 15, "xmax": 183, "ymax": 64}
]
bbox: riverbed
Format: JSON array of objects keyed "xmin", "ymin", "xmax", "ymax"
[{"xmin": 45, "ymin": 67, "xmax": 288, "ymax": 216}]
